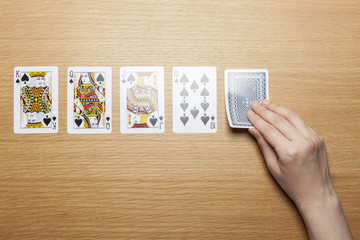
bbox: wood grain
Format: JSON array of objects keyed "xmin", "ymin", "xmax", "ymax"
[{"xmin": 0, "ymin": 0, "xmax": 359, "ymax": 239}]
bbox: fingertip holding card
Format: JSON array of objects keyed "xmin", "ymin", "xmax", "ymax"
[{"xmin": 225, "ymin": 69, "xmax": 269, "ymax": 128}]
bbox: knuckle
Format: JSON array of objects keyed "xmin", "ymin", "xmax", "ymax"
[
  {"xmin": 292, "ymin": 137, "xmax": 323, "ymax": 159},
  {"xmin": 302, "ymin": 139, "xmax": 316, "ymax": 153},
  {"xmin": 267, "ymin": 102, "xmax": 277, "ymax": 110},
  {"xmin": 287, "ymin": 110, "xmax": 299, "ymax": 121},
  {"xmin": 309, "ymin": 128, "xmax": 325, "ymax": 146},
  {"xmin": 316, "ymin": 135, "xmax": 325, "ymax": 145},
  {"xmin": 272, "ymin": 115, "xmax": 284, "ymax": 126},
  {"xmin": 284, "ymin": 147, "xmax": 299, "ymax": 161},
  {"xmin": 257, "ymin": 138, "xmax": 267, "ymax": 150}
]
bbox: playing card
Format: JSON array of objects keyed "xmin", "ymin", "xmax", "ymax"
[
  {"xmin": 173, "ymin": 66, "xmax": 217, "ymax": 133},
  {"xmin": 120, "ymin": 67, "xmax": 165, "ymax": 134},
  {"xmin": 67, "ymin": 67, "xmax": 112, "ymax": 134},
  {"xmin": 225, "ymin": 69, "xmax": 269, "ymax": 128},
  {"xmin": 14, "ymin": 66, "xmax": 58, "ymax": 134}
]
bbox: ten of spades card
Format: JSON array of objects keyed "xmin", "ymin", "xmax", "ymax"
[
  {"xmin": 225, "ymin": 69, "xmax": 269, "ymax": 128},
  {"xmin": 14, "ymin": 66, "xmax": 59, "ymax": 134},
  {"xmin": 67, "ymin": 67, "xmax": 112, "ymax": 134},
  {"xmin": 120, "ymin": 67, "xmax": 165, "ymax": 134},
  {"xmin": 173, "ymin": 66, "xmax": 217, "ymax": 133}
]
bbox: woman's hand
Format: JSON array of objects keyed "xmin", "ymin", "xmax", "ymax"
[{"xmin": 247, "ymin": 100, "xmax": 353, "ymax": 240}]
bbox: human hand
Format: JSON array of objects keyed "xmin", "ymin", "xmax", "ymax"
[
  {"xmin": 246, "ymin": 100, "xmax": 335, "ymax": 209},
  {"xmin": 247, "ymin": 100, "xmax": 353, "ymax": 240}
]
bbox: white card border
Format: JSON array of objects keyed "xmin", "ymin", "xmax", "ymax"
[
  {"xmin": 67, "ymin": 67, "xmax": 112, "ymax": 134},
  {"xmin": 14, "ymin": 66, "xmax": 59, "ymax": 134},
  {"xmin": 224, "ymin": 69, "xmax": 269, "ymax": 129},
  {"xmin": 120, "ymin": 66, "xmax": 165, "ymax": 134},
  {"xmin": 172, "ymin": 66, "xmax": 217, "ymax": 134}
]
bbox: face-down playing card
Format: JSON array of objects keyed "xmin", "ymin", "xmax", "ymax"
[
  {"xmin": 120, "ymin": 67, "xmax": 165, "ymax": 134},
  {"xmin": 173, "ymin": 66, "xmax": 217, "ymax": 133},
  {"xmin": 225, "ymin": 69, "xmax": 269, "ymax": 128},
  {"xmin": 67, "ymin": 67, "xmax": 112, "ymax": 134},
  {"xmin": 14, "ymin": 66, "xmax": 59, "ymax": 134}
]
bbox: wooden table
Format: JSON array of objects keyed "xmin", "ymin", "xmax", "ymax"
[{"xmin": 1, "ymin": 1, "xmax": 359, "ymax": 239}]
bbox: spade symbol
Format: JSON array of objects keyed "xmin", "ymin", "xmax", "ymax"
[
  {"xmin": 201, "ymin": 102, "xmax": 209, "ymax": 111},
  {"xmin": 150, "ymin": 116, "xmax": 158, "ymax": 126},
  {"xmin": 180, "ymin": 88, "xmax": 189, "ymax": 97},
  {"xmin": 106, "ymin": 116, "xmax": 110, "ymax": 121},
  {"xmin": 75, "ymin": 117, "xmax": 83, "ymax": 127},
  {"xmin": 180, "ymin": 102, "xmax": 189, "ymax": 112},
  {"xmin": 211, "ymin": 116, "xmax": 215, "ymax": 121},
  {"xmin": 52, "ymin": 116, "xmax": 57, "ymax": 121},
  {"xmin": 43, "ymin": 116, "xmax": 51, "ymax": 126},
  {"xmin": 159, "ymin": 116, "xmax": 163, "ymax": 121},
  {"xmin": 190, "ymin": 80, "xmax": 199, "ymax": 92},
  {"xmin": 175, "ymin": 79, "xmax": 178, "ymax": 83},
  {"xmin": 190, "ymin": 107, "xmax": 199, "ymax": 119},
  {"xmin": 127, "ymin": 74, "xmax": 135, "ymax": 84},
  {"xmin": 16, "ymin": 79, "xmax": 20, "ymax": 84},
  {"xmin": 180, "ymin": 114, "xmax": 189, "ymax": 126},
  {"xmin": 122, "ymin": 79, "xmax": 126, "ymax": 83},
  {"xmin": 69, "ymin": 79, "xmax": 73, "ymax": 84},
  {"xmin": 200, "ymin": 87, "xmax": 209, "ymax": 97},
  {"xmin": 21, "ymin": 73, "xmax": 29, "ymax": 84},
  {"xmin": 180, "ymin": 74, "xmax": 189, "ymax": 85},
  {"xmin": 201, "ymin": 114, "xmax": 210, "ymax": 126},
  {"xmin": 97, "ymin": 73, "xmax": 104, "ymax": 84},
  {"xmin": 200, "ymin": 74, "xmax": 209, "ymax": 85}
]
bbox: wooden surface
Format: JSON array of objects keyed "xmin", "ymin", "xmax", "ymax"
[{"xmin": 1, "ymin": 1, "xmax": 359, "ymax": 239}]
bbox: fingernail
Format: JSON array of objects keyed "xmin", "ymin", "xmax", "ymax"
[
  {"xmin": 248, "ymin": 128, "xmax": 255, "ymax": 135},
  {"xmin": 247, "ymin": 109, "xmax": 255, "ymax": 115},
  {"xmin": 262, "ymin": 99, "xmax": 270, "ymax": 105},
  {"xmin": 252, "ymin": 100, "xmax": 260, "ymax": 106},
  {"xmin": 249, "ymin": 128, "xmax": 260, "ymax": 139},
  {"xmin": 249, "ymin": 127, "xmax": 258, "ymax": 135}
]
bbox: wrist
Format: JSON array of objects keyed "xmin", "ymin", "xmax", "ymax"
[
  {"xmin": 296, "ymin": 192, "xmax": 353, "ymax": 240},
  {"xmin": 296, "ymin": 183, "xmax": 338, "ymax": 215},
  {"xmin": 297, "ymin": 192, "xmax": 340, "ymax": 219}
]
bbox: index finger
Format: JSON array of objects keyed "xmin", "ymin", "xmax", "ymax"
[{"xmin": 247, "ymin": 109, "xmax": 290, "ymax": 156}]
